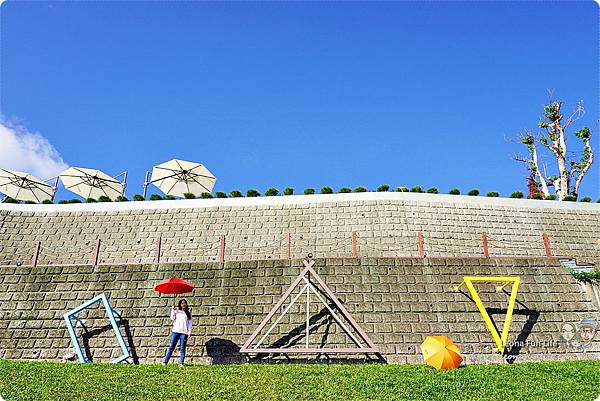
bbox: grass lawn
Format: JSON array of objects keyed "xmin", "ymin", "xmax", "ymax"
[{"xmin": 0, "ymin": 359, "xmax": 599, "ymax": 401}]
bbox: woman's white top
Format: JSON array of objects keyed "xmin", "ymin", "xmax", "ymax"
[{"xmin": 170, "ymin": 309, "xmax": 192, "ymax": 335}]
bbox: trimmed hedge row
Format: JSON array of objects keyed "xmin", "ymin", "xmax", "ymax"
[{"xmin": 3, "ymin": 187, "xmax": 599, "ymax": 204}]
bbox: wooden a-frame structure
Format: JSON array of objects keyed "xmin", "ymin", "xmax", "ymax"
[{"xmin": 240, "ymin": 259, "xmax": 379, "ymax": 355}]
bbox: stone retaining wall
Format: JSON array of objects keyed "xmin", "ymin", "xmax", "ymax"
[
  {"xmin": 0, "ymin": 258, "xmax": 598, "ymax": 365},
  {"xmin": 1, "ymin": 192, "xmax": 599, "ymax": 266}
]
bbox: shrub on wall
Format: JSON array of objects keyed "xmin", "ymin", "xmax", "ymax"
[
  {"xmin": 377, "ymin": 184, "xmax": 390, "ymax": 192},
  {"xmin": 183, "ymin": 193, "xmax": 196, "ymax": 199},
  {"xmin": 149, "ymin": 194, "xmax": 163, "ymax": 201},
  {"xmin": 449, "ymin": 189, "xmax": 460, "ymax": 195},
  {"xmin": 116, "ymin": 196, "xmax": 128, "ymax": 202},
  {"xmin": 24, "ymin": 200, "xmax": 36, "ymax": 204},
  {"xmin": 354, "ymin": 186, "xmax": 367, "ymax": 193},
  {"xmin": 283, "ymin": 187, "xmax": 294, "ymax": 195},
  {"xmin": 68, "ymin": 199, "xmax": 82, "ymax": 203},
  {"xmin": 86, "ymin": 198, "xmax": 97, "ymax": 203},
  {"xmin": 265, "ymin": 188, "xmax": 279, "ymax": 196},
  {"xmin": 396, "ymin": 186, "xmax": 409, "ymax": 192},
  {"xmin": 247, "ymin": 189, "xmax": 260, "ymax": 197},
  {"xmin": 98, "ymin": 196, "xmax": 112, "ymax": 202},
  {"xmin": 304, "ymin": 188, "xmax": 316, "ymax": 195},
  {"xmin": 580, "ymin": 197, "xmax": 591, "ymax": 202},
  {"xmin": 164, "ymin": 195, "xmax": 176, "ymax": 200},
  {"xmin": 133, "ymin": 194, "xmax": 145, "ymax": 201},
  {"xmin": 571, "ymin": 268, "xmax": 600, "ymax": 282},
  {"xmin": 215, "ymin": 192, "xmax": 227, "ymax": 198},
  {"xmin": 58, "ymin": 200, "xmax": 68, "ymax": 204},
  {"xmin": 199, "ymin": 193, "xmax": 213, "ymax": 199},
  {"xmin": 410, "ymin": 186, "xmax": 423, "ymax": 193},
  {"xmin": 3, "ymin": 197, "xmax": 19, "ymax": 204},
  {"xmin": 339, "ymin": 187, "xmax": 352, "ymax": 193},
  {"xmin": 426, "ymin": 187, "xmax": 438, "ymax": 194},
  {"xmin": 545, "ymin": 194, "xmax": 557, "ymax": 200},
  {"xmin": 510, "ymin": 191, "xmax": 524, "ymax": 199},
  {"xmin": 230, "ymin": 190, "xmax": 243, "ymax": 198},
  {"xmin": 42, "ymin": 199, "xmax": 53, "ymax": 204},
  {"xmin": 468, "ymin": 189, "xmax": 479, "ymax": 196},
  {"xmin": 563, "ymin": 195, "xmax": 577, "ymax": 202},
  {"xmin": 528, "ymin": 193, "xmax": 544, "ymax": 200},
  {"xmin": 320, "ymin": 186, "xmax": 334, "ymax": 194},
  {"xmin": 486, "ymin": 192, "xmax": 499, "ymax": 197}
]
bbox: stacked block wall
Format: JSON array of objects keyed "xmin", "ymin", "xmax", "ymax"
[
  {"xmin": 1, "ymin": 193, "xmax": 599, "ymax": 266},
  {"xmin": 0, "ymin": 258, "xmax": 598, "ymax": 365}
]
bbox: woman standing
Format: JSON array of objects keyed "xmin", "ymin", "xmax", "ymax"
[{"xmin": 163, "ymin": 299, "xmax": 192, "ymax": 366}]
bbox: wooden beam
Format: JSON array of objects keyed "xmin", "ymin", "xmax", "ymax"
[
  {"xmin": 155, "ymin": 236, "xmax": 161, "ymax": 264},
  {"xmin": 482, "ymin": 232, "xmax": 489, "ymax": 258},
  {"xmin": 240, "ymin": 347, "xmax": 378, "ymax": 354},
  {"xmin": 542, "ymin": 233, "xmax": 552, "ymax": 258},
  {"xmin": 219, "ymin": 235, "xmax": 225, "ymax": 263},
  {"xmin": 91, "ymin": 239, "xmax": 101, "ymax": 266},
  {"xmin": 31, "ymin": 241, "xmax": 40, "ymax": 267}
]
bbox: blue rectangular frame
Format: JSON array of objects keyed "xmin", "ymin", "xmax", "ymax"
[{"xmin": 63, "ymin": 293, "xmax": 131, "ymax": 363}]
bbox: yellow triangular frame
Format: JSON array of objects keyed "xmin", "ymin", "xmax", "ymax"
[{"xmin": 454, "ymin": 276, "xmax": 520, "ymax": 353}]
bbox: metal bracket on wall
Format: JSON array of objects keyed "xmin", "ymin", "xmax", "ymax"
[
  {"xmin": 240, "ymin": 259, "xmax": 379, "ymax": 356},
  {"xmin": 454, "ymin": 276, "xmax": 520, "ymax": 353},
  {"xmin": 63, "ymin": 293, "xmax": 131, "ymax": 363}
]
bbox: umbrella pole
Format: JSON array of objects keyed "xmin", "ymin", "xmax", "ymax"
[
  {"xmin": 143, "ymin": 171, "xmax": 150, "ymax": 200},
  {"xmin": 114, "ymin": 171, "xmax": 128, "ymax": 192},
  {"xmin": 51, "ymin": 176, "xmax": 59, "ymax": 202}
]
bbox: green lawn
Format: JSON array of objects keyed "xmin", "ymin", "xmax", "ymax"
[{"xmin": 0, "ymin": 360, "xmax": 599, "ymax": 401}]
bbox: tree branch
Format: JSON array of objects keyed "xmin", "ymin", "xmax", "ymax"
[
  {"xmin": 573, "ymin": 128, "xmax": 594, "ymax": 196},
  {"xmin": 563, "ymin": 101, "xmax": 585, "ymax": 129},
  {"xmin": 515, "ymin": 136, "xmax": 550, "ymax": 197}
]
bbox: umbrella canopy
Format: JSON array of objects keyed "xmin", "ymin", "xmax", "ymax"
[
  {"xmin": 420, "ymin": 336, "xmax": 463, "ymax": 370},
  {"xmin": 0, "ymin": 168, "xmax": 54, "ymax": 203},
  {"xmin": 154, "ymin": 278, "xmax": 194, "ymax": 295},
  {"xmin": 151, "ymin": 159, "xmax": 216, "ymax": 198},
  {"xmin": 59, "ymin": 167, "xmax": 124, "ymax": 200}
]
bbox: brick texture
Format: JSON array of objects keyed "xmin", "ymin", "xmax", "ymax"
[
  {"xmin": 0, "ymin": 258, "xmax": 598, "ymax": 365},
  {"xmin": 1, "ymin": 198, "xmax": 600, "ymax": 266}
]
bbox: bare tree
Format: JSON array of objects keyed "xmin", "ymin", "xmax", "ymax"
[{"xmin": 514, "ymin": 101, "xmax": 593, "ymax": 200}]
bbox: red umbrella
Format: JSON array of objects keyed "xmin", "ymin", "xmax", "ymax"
[{"xmin": 154, "ymin": 278, "xmax": 194, "ymax": 295}]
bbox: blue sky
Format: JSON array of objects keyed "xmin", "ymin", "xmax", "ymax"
[{"xmin": 1, "ymin": 1, "xmax": 598, "ymax": 200}]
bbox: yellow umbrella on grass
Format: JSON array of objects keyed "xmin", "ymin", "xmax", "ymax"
[{"xmin": 420, "ymin": 336, "xmax": 463, "ymax": 370}]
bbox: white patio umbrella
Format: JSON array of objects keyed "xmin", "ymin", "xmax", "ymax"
[
  {"xmin": 0, "ymin": 168, "xmax": 55, "ymax": 203},
  {"xmin": 150, "ymin": 159, "xmax": 216, "ymax": 197},
  {"xmin": 59, "ymin": 167, "xmax": 124, "ymax": 200}
]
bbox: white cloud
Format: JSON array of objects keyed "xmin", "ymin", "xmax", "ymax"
[{"xmin": 0, "ymin": 121, "xmax": 68, "ymax": 179}]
